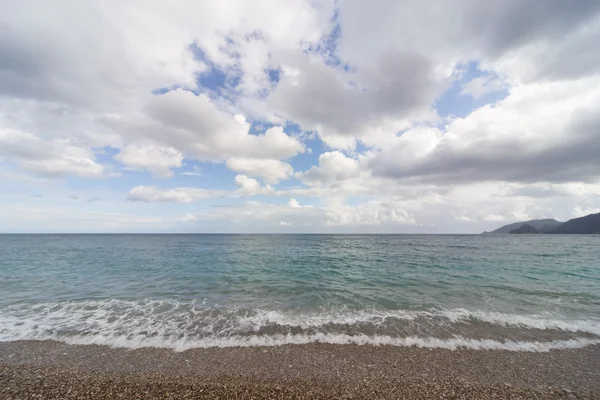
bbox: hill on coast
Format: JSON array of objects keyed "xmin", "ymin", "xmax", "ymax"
[
  {"xmin": 508, "ymin": 223, "xmax": 539, "ymax": 234},
  {"xmin": 549, "ymin": 212, "xmax": 600, "ymax": 234},
  {"xmin": 483, "ymin": 219, "xmax": 562, "ymax": 234},
  {"xmin": 483, "ymin": 212, "xmax": 600, "ymax": 234}
]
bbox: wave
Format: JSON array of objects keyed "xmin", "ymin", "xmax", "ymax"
[
  {"xmin": 435, "ymin": 308, "xmax": 600, "ymax": 334},
  {"xmin": 1, "ymin": 299, "xmax": 599, "ymax": 351},
  {"xmin": 1, "ymin": 329, "xmax": 597, "ymax": 352}
]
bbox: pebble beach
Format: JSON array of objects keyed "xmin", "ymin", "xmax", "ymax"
[{"xmin": 2, "ymin": 341, "xmax": 599, "ymax": 399}]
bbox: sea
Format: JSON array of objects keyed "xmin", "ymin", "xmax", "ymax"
[{"xmin": 1, "ymin": 234, "xmax": 599, "ymax": 352}]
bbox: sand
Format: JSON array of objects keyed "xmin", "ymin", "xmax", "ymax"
[{"xmin": 1, "ymin": 340, "xmax": 599, "ymax": 399}]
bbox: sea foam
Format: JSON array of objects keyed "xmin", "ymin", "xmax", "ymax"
[{"xmin": 1, "ymin": 299, "xmax": 599, "ymax": 352}]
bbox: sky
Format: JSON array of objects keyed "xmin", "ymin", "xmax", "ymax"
[{"xmin": 1, "ymin": 0, "xmax": 600, "ymax": 233}]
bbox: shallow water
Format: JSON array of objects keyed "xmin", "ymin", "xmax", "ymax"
[{"xmin": 1, "ymin": 234, "xmax": 599, "ymax": 351}]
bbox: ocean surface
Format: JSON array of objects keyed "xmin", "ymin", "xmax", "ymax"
[{"xmin": 1, "ymin": 234, "xmax": 599, "ymax": 352}]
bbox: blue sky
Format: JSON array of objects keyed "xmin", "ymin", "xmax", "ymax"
[{"xmin": 1, "ymin": 1, "xmax": 600, "ymax": 233}]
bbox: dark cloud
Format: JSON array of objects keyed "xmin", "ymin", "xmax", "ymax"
[
  {"xmin": 339, "ymin": 0, "xmax": 600, "ymax": 83},
  {"xmin": 267, "ymin": 49, "xmax": 441, "ymax": 139},
  {"xmin": 533, "ymin": 30, "xmax": 600, "ymax": 81},
  {"xmin": 368, "ymin": 50, "xmax": 440, "ymax": 115},
  {"xmin": 465, "ymin": 0, "xmax": 600, "ymax": 57},
  {"xmin": 371, "ymin": 110, "xmax": 600, "ymax": 184},
  {"xmin": 0, "ymin": 15, "xmax": 89, "ymax": 106}
]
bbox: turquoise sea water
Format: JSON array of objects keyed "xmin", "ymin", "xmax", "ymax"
[{"xmin": 1, "ymin": 234, "xmax": 599, "ymax": 351}]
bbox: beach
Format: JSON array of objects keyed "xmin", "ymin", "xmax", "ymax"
[{"xmin": 2, "ymin": 340, "xmax": 599, "ymax": 399}]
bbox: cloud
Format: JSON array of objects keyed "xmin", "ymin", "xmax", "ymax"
[
  {"xmin": 325, "ymin": 201, "xmax": 417, "ymax": 226},
  {"xmin": 127, "ymin": 174, "xmax": 273, "ymax": 202},
  {"xmin": 0, "ymin": 170, "xmax": 57, "ymax": 184},
  {"xmin": 107, "ymin": 89, "xmax": 305, "ymax": 162},
  {"xmin": 177, "ymin": 213, "xmax": 198, "ymax": 223},
  {"xmin": 300, "ymin": 151, "xmax": 362, "ymax": 187},
  {"xmin": 234, "ymin": 175, "xmax": 262, "ymax": 196},
  {"xmin": 288, "ymin": 198, "xmax": 302, "ymax": 208},
  {"xmin": 115, "ymin": 145, "xmax": 183, "ymax": 178},
  {"xmin": 254, "ymin": 1, "xmax": 598, "ymax": 153},
  {"xmin": 2, "ymin": 1, "xmax": 600, "ymax": 233},
  {"xmin": 179, "ymin": 198, "xmax": 416, "ymax": 231},
  {"xmin": 181, "ymin": 166, "xmax": 202, "ymax": 176},
  {"xmin": 234, "ymin": 174, "xmax": 274, "ymax": 195},
  {"xmin": 504, "ymin": 182, "xmax": 600, "ymax": 199},
  {"xmin": 337, "ymin": 1, "xmax": 600, "ymax": 73},
  {"xmin": 461, "ymin": 76, "xmax": 505, "ymax": 99},
  {"xmin": 0, "ymin": 0, "xmax": 332, "ymax": 106},
  {"xmin": 0, "ymin": 205, "xmax": 172, "ymax": 233},
  {"xmin": 262, "ymin": 49, "xmax": 442, "ymax": 149},
  {"xmin": 127, "ymin": 186, "xmax": 232, "ymax": 203},
  {"xmin": 0, "ymin": 0, "xmax": 320, "ymax": 179},
  {"xmin": 225, "ymin": 158, "xmax": 294, "ymax": 184},
  {"xmin": 572, "ymin": 206, "xmax": 600, "ymax": 218},
  {"xmin": 0, "ymin": 129, "xmax": 110, "ymax": 178},
  {"xmin": 370, "ymin": 77, "xmax": 600, "ymax": 184}
]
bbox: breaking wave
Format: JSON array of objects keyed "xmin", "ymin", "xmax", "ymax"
[{"xmin": 1, "ymin": 299, "xmax": 599, "ymax": 352}]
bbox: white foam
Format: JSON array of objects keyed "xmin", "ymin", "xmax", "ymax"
[
  {"xmin": 436, "ymin": 308, "xmax": 600, "ymax": 335},
  {"xmin": 1, "ymin": 299, "xmax": 600, "ymax": 352},
  {"xmin": 231, "ymin": 308, "xmax": 600, "ymax": 336},
  {"xmin": 235, "ymin": 308, "xmax": 416, "ymax": 330},
  {"xmin": 1, "ymin": 328, "xmax": 598, "ymax": 353}
]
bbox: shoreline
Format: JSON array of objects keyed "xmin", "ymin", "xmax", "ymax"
[{"xmin": 2, "ymin": 340, "xmax": 599, "ymax": 399}]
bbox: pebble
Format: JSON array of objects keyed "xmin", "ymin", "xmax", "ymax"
[
  {"xmin": 1, "ymin": 341, "xmax": 599, "ymax": 399},
  {"xmin": 2, "ymin": 365, "xmax": 595, "ymax": 400}
]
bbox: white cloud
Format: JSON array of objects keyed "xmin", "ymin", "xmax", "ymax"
[
  {"xmin": 178, "ymin": 198, "xmax": 416, "ymax": 231},
  {"xmin": 127, "ymin": 186, "xmax": 232, "ymax": 203},
  {"xmin": 115, "ymin": 145, "xmax": 183, "ymax": 177},
  {"xmin": 177, "ymin": 213, "xmax": 198, "ymax": 223},
  {"xmin": 325, "ymin": 201, "xmax": 416, "ymax": 226},
  {"xmin": 181, "ymin": 166, "xmax": 202, "ymax": 176},
  {"xmin": 461, "ymin": 76, "xmax": 505, "ymax": 99},
  {"xmin": 484, "ymin": 214, "xmax": 507, "ymax": 222},
  {"xmin": 288, "ymin": 198, "xmax": 301, "ymax": 208},
  {"xmin": 226, "ymin": 157, "xmax": 294, "ymax": 184},
  {"xmin": 301, "ymin": 151, "xmax": 361, "ymax": 186},
  {"xmin": 235, "ymin": 175, "xmax": 262, "ymax": 196},
  {"xmin": 371, "ymin": 77, "xmax": 600, "ymax": 184},
  {"xmin": 572, "ymin": 206, "xmax": 600, "ymax": 218},
  {"xmin": 455, "ymin": 215, "xmax": 474, "ymax": 222},
  {"xmin": 0, "ymin": 129, "xmax": 109, "ymax": 178},
  {"xmin": 234, "ymin": 174, "xmax": 274, "ymax": 195},
  {"xmin": 128, "ymin": 174, "xmax": 274, "ymax": 202},
  {"xmin": 106, "ymin": 89, "xmax": 306, "ymax": 163}
]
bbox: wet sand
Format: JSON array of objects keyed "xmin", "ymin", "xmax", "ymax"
[{"xmin": 1, "ymin": 340, "xmax": 599, "ymax": 399}]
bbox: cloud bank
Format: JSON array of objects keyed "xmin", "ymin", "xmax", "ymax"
[{"xmin": 1, "ymin": 0, "xmax": 599, "ymax": 232}]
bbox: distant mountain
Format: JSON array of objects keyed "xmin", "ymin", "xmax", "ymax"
[
  {"xmin": 548, "ymin": 212, "xmax": 600, "ymax": 234},
  {"xmin": 483, "ymin": 219, "xmax": 562, "ymax": 234},
  {"xmin": 508, "ymin": 223, "xmax": 539, "ymax": 234}
]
